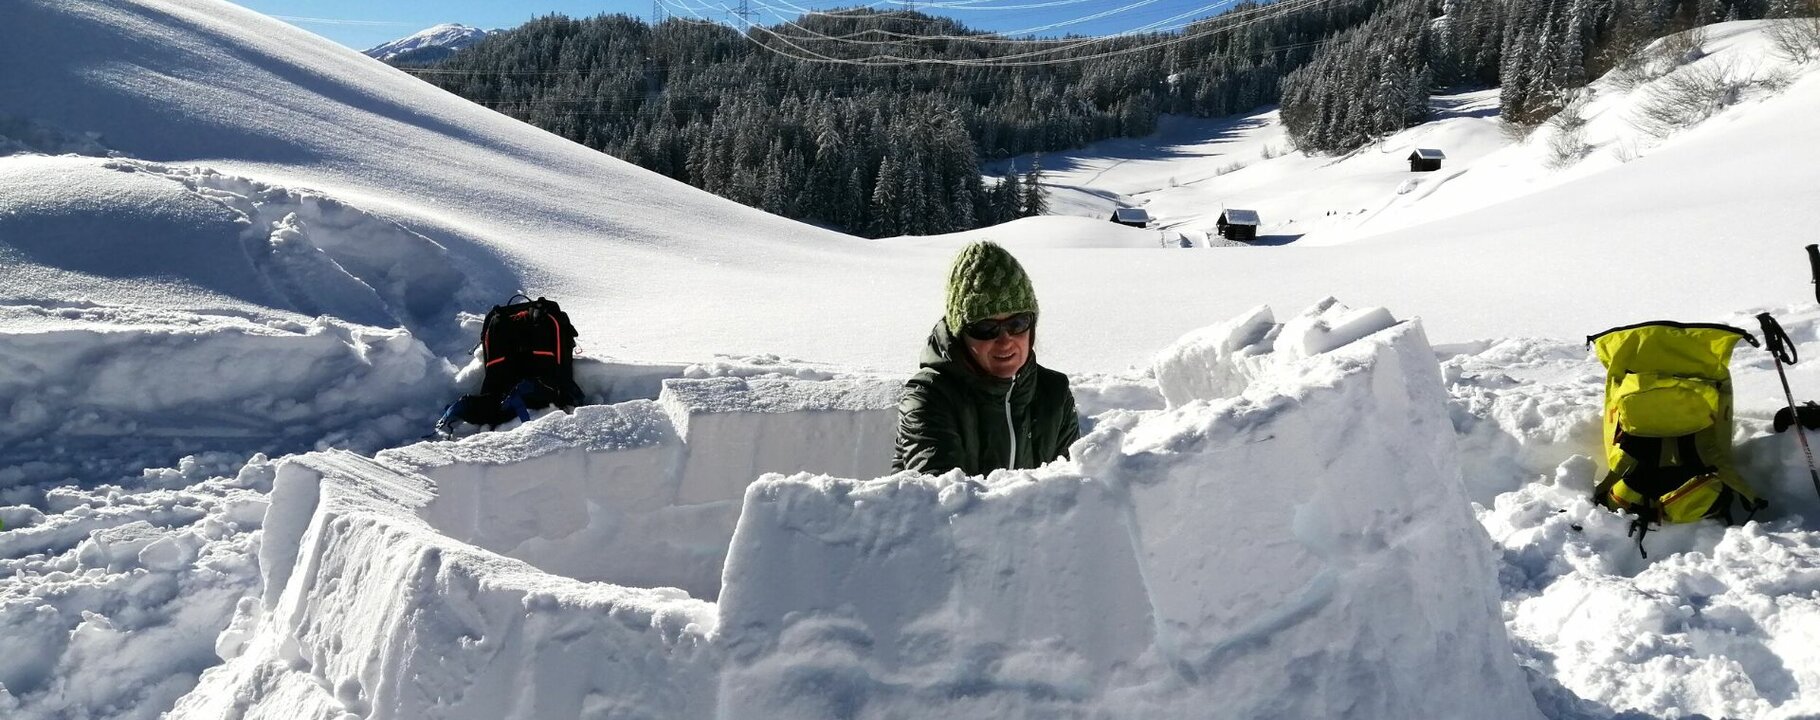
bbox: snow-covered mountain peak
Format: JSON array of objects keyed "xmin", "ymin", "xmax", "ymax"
[{"xmin": 362, "ymin": 23, "xmax": 493, "ymax": 61}]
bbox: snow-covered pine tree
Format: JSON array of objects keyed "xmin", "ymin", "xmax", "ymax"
[
  {"xmin": 1562, "ymin": 0, "xmax": 1591, "ymax": 89},
  {"xmin": 1020, "ymin": 154, "xmax": 1048, "ymax": 217},
  {"xmin": 996, "ymin": 166, "xmax": 1023, "ymax": 224},
  {"xmin": 870, "ymin": 154, "xmax": 901, "ymax": 237}
]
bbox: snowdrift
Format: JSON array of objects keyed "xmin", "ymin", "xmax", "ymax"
[
  {"xmin": 0, "ymin": 0, "xmax": 905, "ymax": 372},
  {"xmin": 0, "ymin": 156, "xmax": 476, "ymax": 344},
  {"xmin": 174, "ymin": 302, "xmax": 1541, "ymax": 720},
  {"xmin": 0, "ymin": 153, "xmax": 487, "ymax": 488},
  {"xmin": 0, "ymin": 305, "xmax": 451, "ymax": 491}
]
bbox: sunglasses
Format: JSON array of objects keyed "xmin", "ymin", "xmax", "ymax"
[{"xmin": 962, "ymin": 312, "xmax": 1035, "ymax": 341}]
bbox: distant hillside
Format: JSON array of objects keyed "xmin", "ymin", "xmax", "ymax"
[
  {"xmin": 406, "ymin": 6, "xmax": 1379, "ymax": 237},
  {"xmin": 399, "ymin": 0, "xmax": 1812, "ymax": 238}
]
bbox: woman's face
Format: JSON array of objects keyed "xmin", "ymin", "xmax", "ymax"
[{"xmin": 961, "ymin": 312, "xmax": 1033, "ymax": 380}]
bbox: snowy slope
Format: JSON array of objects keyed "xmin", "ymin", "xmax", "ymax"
[
  {"xmin": 0, "ymin": 0, "xmax": 889, "ymax": 368},
  {"xmin": 1023, "ymin": 23, "xmax": 1807, "ymax": 252},
  {"xmin": 4, "ymin": 3, "xmax": 1818, "ymax": 375},
  {"xmin": 5, "ymin": 1, "xmax": 1820, "ymax": 717},
  {"xmin": 362, "ymin": 23, "xmax": 493, "ymax": 61}
]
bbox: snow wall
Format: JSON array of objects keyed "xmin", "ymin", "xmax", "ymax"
[
  {"xmin": 0, "ymin": 310, "xmax": 451, "ymax": 492},
  {"xmin": 174, "ymin": 301, "xmax": 1542, "ymax": 720},
  {"xmin": 386, "ymin": 375, "xmax": 902, "ymax": 600}
]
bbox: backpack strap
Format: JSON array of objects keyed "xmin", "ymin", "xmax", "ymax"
[
  {"xmin": 1626, "ymin": 507, "xmax": 1653, "ymax": 559},
  {"xmin": 482, "ymin": 304, "xmax": 508, "ymax": 367},
  {"xmin": 1714, "ymin": 473, "xmax": 1764, "ymax": 512},
  {"xmin": 528, "ymin": 299, "xmax": 563, "ymax": 362}
]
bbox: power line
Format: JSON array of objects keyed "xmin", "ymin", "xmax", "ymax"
[
  {"xmin": 739, "ymin": 0, "xmax": 1256, "ymax": 48},
  {"xmin": 392, "ymin": 12, "xmax": 1338, "ymax": 82},
  {"xmin": 393, "ymin": 0, "xmax": 1360, "ymax": 76},
  {"xmin": 711, "ymin": 0, "xmax": 1351, "ymax": 66}
]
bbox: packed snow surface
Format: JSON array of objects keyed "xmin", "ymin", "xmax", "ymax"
[{"xmin": 4, "ymin": 0, "xmax": 1820, "ymax": 717}]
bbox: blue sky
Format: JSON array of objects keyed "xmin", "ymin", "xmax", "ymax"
[{"xmin": 228, "ymin": 0, "xmax": 1246, "ymax": 51}]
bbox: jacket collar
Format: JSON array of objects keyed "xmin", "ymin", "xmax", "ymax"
[{"xmin": 919, "ymin": 319, "xmax": 1038, "ymax": 399}]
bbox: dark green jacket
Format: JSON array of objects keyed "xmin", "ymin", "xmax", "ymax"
[{"xmin": 892, "ymin": 321, "xmax": 1080, "ymax": 476}]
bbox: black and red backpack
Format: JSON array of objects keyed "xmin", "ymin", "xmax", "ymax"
[{"xmin": 436, "ymin": 295, "xmax": 584, "ymax": 435}]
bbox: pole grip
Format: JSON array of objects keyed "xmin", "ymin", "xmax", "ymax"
[{"xmin": 1807, "ymin": 244, "xmax": 1820, "ymax": 304}]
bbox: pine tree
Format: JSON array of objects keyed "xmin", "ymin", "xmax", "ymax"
[
  {"xmin": 1562, "ymin": 0, "xmax": 1590, "ymax": 90},
  {"xmin": 870, "ymin": 155, "xmax": 901, "ymax": 237},
  {"xmin": 1021, "ymin": 154, "xmax": 1049, "ymax": 217},
  {"xmin": 761, "ymin": 150, "xmax": 787, "ymax": 215},
  {"xmin": 997, "ymin": 167, "xmax": 1023, "ymax": 224}
]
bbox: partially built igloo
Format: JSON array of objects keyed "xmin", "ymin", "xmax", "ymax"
[{"xmin": 172, "ymin": 301, "xmax": 1543, "ymax": 720}]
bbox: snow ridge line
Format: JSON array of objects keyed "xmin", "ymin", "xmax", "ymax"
[{"xmin": 110, "ymin": 159, "xmax": 480, "ymax": 351}]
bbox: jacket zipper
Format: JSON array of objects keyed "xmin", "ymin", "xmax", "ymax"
[{"xmin": 1004, "ymin": 374, "xmax": 1017, "ymax": 469}]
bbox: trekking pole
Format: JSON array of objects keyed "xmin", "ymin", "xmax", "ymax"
[
  {"xmin": 1758, "ymin": 312, "xmax": 1820, "ymax": 500},
  {"xmin": 1808, "ymin": 244, "xmax": 1820, "ymax": 304}
]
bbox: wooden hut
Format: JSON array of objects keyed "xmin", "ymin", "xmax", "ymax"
[
  {"xmin": 1217, "ymin": 209, "xmax": 1259, "ymax": 241},
  {"xmin": 1109, "ymin": 207, "xmax": 1152, "ymax": 228},
  {"xmin": 1408, "ymin": 148, "xmax": 1446, "ymax": 172}
]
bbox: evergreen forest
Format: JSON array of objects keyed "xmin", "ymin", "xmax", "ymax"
[{"xmin": 401, "ymin": 0, "xmax": 1808, "ymax": 237}]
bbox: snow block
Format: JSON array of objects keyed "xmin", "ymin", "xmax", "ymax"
[
  {"xmin": 173, "ymin": 449, "xmax": 719, "ymax": 720},
  {"xmin": 662, "ymin": 376, "xmax": 901, "ymax": 506},
  {"xmin": 718, "ymin": 471, "xmax": 1156, "ymax": 716},
  {"xmin": 1153, "ymin": 297, "xmax": 1401, "ymax": 410},
  {"xmin": 715, "ymin": 301, "xmax": 1541, "ymax": 719},
  {"xmin": 74, "ymin": 520, "xmax": 165, "ymax": 571},
  {"xmin": 384, "ymin": 400, "xmax": 719, "ymax": 596},
  {"xmin": 1151, "ymin": 303, "xmax": 1277, "ymax": 408},
  {"xmin": 1110, "ymin": 313, "xmax": 1534, "ymax": 719}
]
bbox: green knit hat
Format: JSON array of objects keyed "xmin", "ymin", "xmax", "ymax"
[{"xmin": 944, "ymin": 240, "xmax": 1038, "ymax": 334}]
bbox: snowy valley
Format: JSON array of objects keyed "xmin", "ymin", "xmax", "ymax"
[{"xmin": 4, "ymin": 1, "xmax": 1820, "ymax": 718}]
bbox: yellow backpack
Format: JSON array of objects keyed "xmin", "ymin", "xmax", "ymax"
[{"xmin": 1588, "ymin": 322, "xmax": 1767, "ymax": 556}]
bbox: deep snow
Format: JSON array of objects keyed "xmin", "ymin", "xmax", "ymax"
[{"xmin": 3, "ymin": 1, "xmax": 1820, "ymax": 718}]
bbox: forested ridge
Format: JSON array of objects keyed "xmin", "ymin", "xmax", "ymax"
[
  {"xmin": 1281, "ymin": 0, "xmax": 1804, "ymax": 153},
  {"xmin": 402, "ymin": 0, "xmax": 1809, "ymax": 236},
  {"xmin": 404, "ymin": 5, "xmax": 1377, "ymax": 237}
]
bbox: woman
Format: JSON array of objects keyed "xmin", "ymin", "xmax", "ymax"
[{"xmin": 893, "ymin": 241, "xmax": 1080, "ymax": 476}]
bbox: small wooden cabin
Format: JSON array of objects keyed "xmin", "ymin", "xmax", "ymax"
[
  {"xmin": 1408, "ymin": 148, "xmax": 1446, "ymax": 172},
  {"xmin": 1110, "ymin": 207, "xmax": 1152, "ymax": 228},
  {"xmin": 1217, "ymin": 209, "xmax": 1260, "ymax": 241}
]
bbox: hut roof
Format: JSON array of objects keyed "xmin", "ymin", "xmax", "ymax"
[
  {"xmin": 1113, "ymin": 207, "xmax": 1152, "ymax": 223},
  {"xmin": 1222, "ymin": 209, "xmax": 1260, "ymax": 225},
  {"xmin": 1410, "ymin": 148, "xmax": 1447, "ymax": 160}
]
